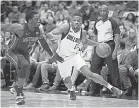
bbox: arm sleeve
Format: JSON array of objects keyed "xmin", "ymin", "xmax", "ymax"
[
  {"xmin": 110, "ymin": 18, "xmax": 120, "ymax": 34},
  {"xmin": 93, "ymin": 21, "xmax": 98, "ymax": 35}
]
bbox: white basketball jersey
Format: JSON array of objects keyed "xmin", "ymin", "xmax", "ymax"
[{"xmin": 57, "ymin": 27, "xmax": 82, "ymax": 59}]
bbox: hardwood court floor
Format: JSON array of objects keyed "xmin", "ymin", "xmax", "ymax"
[{"xmin": 1, "ymin": 90, "xmax": 138, "ymax": 108}]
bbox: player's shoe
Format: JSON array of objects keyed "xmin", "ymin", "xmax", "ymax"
[
  {"xmin": 69, "ymin": 86, "xmax": 76, "ymax": 100},
  {"xmin": 70, "ymin": 90, "xmax": 76, "ymax": 100},
  {"xmin": 16, "ymin": 93, "xmax": 25, "ymax": 105},
  {"xmin": 111, "ymin": 87, "xmax": 123, "ymax": 98}
]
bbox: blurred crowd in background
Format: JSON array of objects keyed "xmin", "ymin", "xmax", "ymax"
[{"xmin": 1, "ymin": 0, "xmax": 138, "ymax": 99}]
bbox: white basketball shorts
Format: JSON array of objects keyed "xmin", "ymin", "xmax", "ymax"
[{"xmin": 57, "ymin": 53, "xmax": 86, "ymax": 79}]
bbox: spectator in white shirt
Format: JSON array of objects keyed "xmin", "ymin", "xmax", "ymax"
[{"xmin": 40, "ymin": 2, "xmax": 54, "ymax": 24}]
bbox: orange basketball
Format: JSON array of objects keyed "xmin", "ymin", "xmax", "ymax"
[{"xmin": 96, "ymin": 43, "xmax": 111, "ymax": 58}]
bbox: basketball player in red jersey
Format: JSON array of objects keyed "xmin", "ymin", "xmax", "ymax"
[
  {"xmin": 47, "ymin": 11, "xmax": 124, "ymax": 100},
  {"xmin": 1, "ymin": 10, "xmax": 62, "ymax": 105}
]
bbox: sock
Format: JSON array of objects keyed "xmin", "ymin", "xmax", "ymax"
[{"xmin": 107, "ymin": 83, "xmax": 113, "ymax": 90}]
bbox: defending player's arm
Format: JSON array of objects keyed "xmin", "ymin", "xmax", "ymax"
[
  {"xmin": 81, "ymin": 30, "xmax": 99, "ymax": 46},
  {"xmin": 44, "ymin": 23, "xmax": 70, "ymax": 63},
  {"xmin": 38, "ymin": 30, "xmax": 54, "ymax": 57},
  {"xmin": 1, "ymin": 23, "xmax": 23, "ymax": 37}
]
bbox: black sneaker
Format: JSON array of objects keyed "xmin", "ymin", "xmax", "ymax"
[
  {"xmin": 16, "ymin": 93, "xmax": 25, "ymax": 105},
  {"xmin": 70, "ymin": 91, "xmax": 76, "ymax": 100},
  {"xmin": 111, "ymin": 87, "xmax": 123, "ymax": 98}
]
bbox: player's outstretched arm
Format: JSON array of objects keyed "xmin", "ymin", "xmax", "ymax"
[
  {"xmin": 45, "ymin": 23, "xmax": 69, "ymax": 40},
  {"xmin": 81, "ymin": 30, "xmax": 99, "ymax": 46},
  {"xmin": 1, "ymin": 23, "xmax": 23, "ymax": 35}
]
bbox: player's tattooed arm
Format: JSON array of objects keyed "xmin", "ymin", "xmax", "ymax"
[
  {"xmin": 81, "ymin": 30, "xmax": 99, "ymax": 46},
  {"xmin": 1, "ymin": 23, "xmax": 23, "ymax": 38}
]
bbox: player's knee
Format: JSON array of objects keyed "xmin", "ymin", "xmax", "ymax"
[{"xmin": 18, "ymin": 62, "xmax": 29, "ymax": 78}]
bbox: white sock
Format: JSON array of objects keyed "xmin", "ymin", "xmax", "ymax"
[{"xmin": 107, "ymin": 83, "xmax": 113, "ymax": 90}]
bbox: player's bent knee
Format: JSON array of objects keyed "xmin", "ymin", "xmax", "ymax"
[
  {"xmin": 22, "ymin": 62, "xmax": 29, "ymax": 69},
  {"xmin": 18, "ymin": 62, "xmax": 29, "ymax": 78}
]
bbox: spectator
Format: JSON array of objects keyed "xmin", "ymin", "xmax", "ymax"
[
  {"xmin": 24, "ymin": 42, "xmax": 41, "ymax": 87},
  {"xmin": 56, "ymin": 14, "xmax": 68, "ymax": 27},
  {"xmin": 82, "ymin": 7, "xmax": 92, "ymax": 31},
  {"xmin": 55, "ymin": 2, "xmax": 69, "ymax": 21},
  {"xmin": 119, "ymin": 24, "xmax": 127, "ymax": 40},
  {"xmin": 119, "ymin": 44, "xmax": 138, "ymax": 96},
  {"xmin": 40, "ymin": 62, "xmax": 61, "ymax": 91},
  {"xmin": 43, "ymin": 16, "xmax": 56, "ymax": 34},
  {"xmin": 20, "ymin": 1, "xmax": 34, "ymax": 14},
  {"xmin": 50, "ymin": 4, "xmax": 58, "ymax": 15},
  {"xmin": 24, "ymin": 42, "xmax": 51, "ymax": 90},
  {"xmin": 123, "ymin": 28, "xmax": 137, "ymax": 51},
  {"xmin": 123, "ymin": 13, "xmax": 136, "ymax": 31},
  {"xmin": 39, "ymin": 2, "xmax": 54, "ymax": 24},
  {"xmin": 68, "ymin": 1, "xmax": 79, "ymax": 18},
  {"xmin": 34, "ymin": 1, "xmax": 42, "ymax": 12},
  {"xmin": 19, "ymin": 18, "xmax": 26, "ymax": 25},
  {"xmin": 8, "ymin": 5, "xmax": 22, "ymax": 23},
  {"xmin": 4, "ymin": 17, "xmax": 10, "ymax": 24}
]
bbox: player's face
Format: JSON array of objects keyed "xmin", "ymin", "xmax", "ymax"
[
  {"xmin": 72, "ymin": 16, "xmax": 82, "ymax": 29},
  {"xmin": 31, "ymin": 14, "xmax": 40, "ymax": 27}
]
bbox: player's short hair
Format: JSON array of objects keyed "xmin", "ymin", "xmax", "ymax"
[
  {"xmin": 72, "ymin": 11, "xmax": 83, "ymax": 18},
  {"xmin": 25, "ymin": 10, "xmax": 38, "ymax": 22}
]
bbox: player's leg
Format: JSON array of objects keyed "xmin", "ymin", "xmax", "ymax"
[
  {"xmin": 15, "ymin": 54, "xmax": 30, "ymax": 105},
  {"xmin": 57, "ymin": 60, "xmax": 76, "ymax": 100},
  {"xmin": 6, "ymin": 35, "xmax": 19, "ymax": 70},
  {"xmin": 80, "ymin": 65, "xmax": 123, "ymax": 98},
  {"xmin": 5, "ymin": 50, "xmax": 19, "ymax": 94},
  {"xmin": 63, "ymin": 76, "xmax": 76, "ymax": 100},
  {"xmin": 71, "ymin": 67, "xmax": 79, "ymax": 85},
  {"xmin": 74, "ymin": 54, "xmax": 123, "ymax": 98}
]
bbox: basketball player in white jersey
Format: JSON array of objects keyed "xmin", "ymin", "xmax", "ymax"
[{"xmin": 47, "ymin": 12, "xmax": 123, "ymax": 100}]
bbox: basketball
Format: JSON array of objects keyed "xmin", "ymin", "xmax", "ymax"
[{"xmin": 96, "ymin": 43, "xmax": 111, "ymax": 58}]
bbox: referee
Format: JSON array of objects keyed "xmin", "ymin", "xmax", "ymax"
[{"xmin": 90, "ymin": 5, "xmax": 121, "ymax": 95}]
